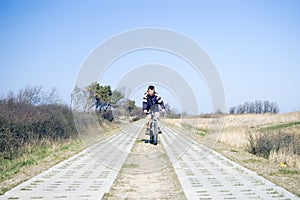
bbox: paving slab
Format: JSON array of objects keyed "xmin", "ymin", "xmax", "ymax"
[
  {"xmin": 160, "ymin": 126, "xmax": 299, "ymax": 200},
  {"xmin": 0, "ymin": 122, "xmax": 142, "ymax": 200}
]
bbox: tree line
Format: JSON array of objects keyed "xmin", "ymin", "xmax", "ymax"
[
  {"xmin": 0, "ymin": 83, "xmax": 143, "ymax": 160},
  {"xmin": 1, "ymin": 82, "xmax": 177, "ymax": 159},
  {"xmin": 229, "ymin": 100, "xmax": 279, "ymax": 114}
]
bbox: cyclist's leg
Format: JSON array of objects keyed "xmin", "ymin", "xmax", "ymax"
[
  {"xmin": 145, "ymin": 113, "xmax": 151, "ymax": 134},
  {"xmin": 155, "ymin": 112, "xmax": 160, "ymax": 126},
  {"xmin": 155, "ymin": 111, "xmax": 162, "ymax": 133},
  {"xmin": 146, "ymin": 113, "xmax": 151, "ymax": 127}
]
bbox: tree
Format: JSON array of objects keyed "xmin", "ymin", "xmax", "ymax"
[
  {"xmin": 255, "ymin": 100, "xmax": 263, "ymax": 114},
  {"xmin": 244, "ymin": 102, "xmax": 250, "ymax": 113},
  {"xmin": 236, "ymin": 104, "xmax": 245, "ymax": 114},
  {"xmin": 164, "ymin": 103, "xmax": 171, "ymax": 115},
  {"xmin": 230, "ymin": 100, "xmax": 279, "ymax": 115},
  {"xmin": 111, "ymin": 89, "xmax": 124, "ymax": 106},
  {"xmin": 229, "ymin": 106, "xmax": 236, "ymax": 114},
  {"xmin": 86, "ymin": 82, "xmax": 112, "ymax": 111},
  {"xmin": 125, "ymin": 99, "xmax": 137, "ymax": 116},
  {"xmin": 249, "ymin": 102, "xmax": 255, "ymax": 114},
  {"xmin": 263, "ymin": 100, "xmax": 270, "ymax": 113},
  {"xmin": 15, "ymin": 85, "xmax": 60, "ymax": 106},
  {"xmin": 269, "ymin": 102, "xmax": 279, "ymax": 114}
]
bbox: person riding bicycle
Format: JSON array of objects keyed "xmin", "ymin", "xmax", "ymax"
[{"xmin": 142, "ymin": 85, "xmax": 165, "ymax": 134}]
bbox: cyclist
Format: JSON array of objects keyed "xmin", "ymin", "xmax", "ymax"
[{"xmin": 142, "ymin": 85, "xmax": 165, "ymax": 134}]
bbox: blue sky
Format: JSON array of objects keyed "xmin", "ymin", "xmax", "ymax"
[{"xmin": 1, "ymin": 0, "xmax": 299, "ymax": 113}]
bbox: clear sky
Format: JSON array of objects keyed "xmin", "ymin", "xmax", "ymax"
[{"xmin": 1, "ymin": 0, "xmax": 299, "ymax": 113}]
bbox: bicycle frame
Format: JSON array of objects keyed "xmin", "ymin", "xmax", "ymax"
[{"xmin": 149, "ymin": 110, "xmax": 158, "ymax": 145}]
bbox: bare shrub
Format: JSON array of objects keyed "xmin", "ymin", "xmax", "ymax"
[
  {"xmin": 247, "ymin": 131, "xmax": 300, "ymax": 168},
  {"xmin": 0, "ymin": 86, "xmax": 76, "ymax": 160}
]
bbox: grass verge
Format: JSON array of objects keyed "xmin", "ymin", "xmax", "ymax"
[
  {"xmin": 260, "ymin": 121, "xmax": 300, "ymax": 131},
  {"xmin": 0, "ymin": 139, "xmax": 83, "ymax": 195}
]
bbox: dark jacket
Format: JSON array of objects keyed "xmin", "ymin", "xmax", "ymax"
[{"xmin": 142, "ymin": 92, "xmax": 165, "ymax": 112}]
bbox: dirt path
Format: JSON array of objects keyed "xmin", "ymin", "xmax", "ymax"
[{"xmin": 103, "ymin": 130, "xmax": 186, "ymax": 200}]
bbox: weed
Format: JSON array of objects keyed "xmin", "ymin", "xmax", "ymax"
[
  {"xmin": 269, "ymin": 172, "xmax": 276, "ymax": 176},
  {"xmin": 230, "ymin": 149, "xmax": 238, "ymax": 153},
  {"xmin": 197, "ymin": 129, "xmax": 207, "ymax": 137},
  {"xmin": 278, "ymin": 169, "xmax": 299, "ymax": 175},
  {"xmin": 122, "ymin": 163, "xmax": 139, "ymax": 169}
]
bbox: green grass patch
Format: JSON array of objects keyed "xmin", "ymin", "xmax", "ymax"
[
  {"xmin": 261, "ymin": 121, "xmax": 300, "ymax": 131},
  {"xmin": 230, "ymin": 149, "xmax": 238, "ymax": 153},
  {"xmin": 278, "ymin": 168, "xmax": 300, "ymax": 175},
  {"xmin": 0, "ymin": 139, "xmax": 82, "ymax": 183},
  {"xmin": 269, "ymin": 168, "xmax": 300, "ymax": 176},
  {"xmin": 196, "ymin": 129, "xmax": 207, "ymax": 137}
]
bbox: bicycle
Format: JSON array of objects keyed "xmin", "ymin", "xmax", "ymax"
[{"xmin": 149, "ymin": 109, "xmax": 159, "ymax": 145}]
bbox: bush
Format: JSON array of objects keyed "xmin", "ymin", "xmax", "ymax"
[
  {"xmin": 247, "ymin": 131, "xmax": 300, "ymax": 159},
  {"xmin": 0, "ymin": 87, "xmax": 76, "ymax": 160}
]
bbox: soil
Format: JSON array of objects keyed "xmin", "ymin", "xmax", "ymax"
[{"xmin": 103, "ymin": 130, "xmax": 186, "ymax": 200}]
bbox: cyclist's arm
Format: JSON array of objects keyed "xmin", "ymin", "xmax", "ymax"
[
  {"xmin": 155, "ymin": 93, "xmax": 165, "ymax": 110},
  {"xmin": 142, "ymin": 93, "xmax": 149, "ymax": 114}
]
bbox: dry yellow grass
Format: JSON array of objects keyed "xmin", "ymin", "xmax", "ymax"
[
  {"xmin": 164, "ymin": 111, "xmax": 300, "ymax": 169},
  {"xmin": 164, "ymin": 113, "xmax": 300, "ymax": 196}
]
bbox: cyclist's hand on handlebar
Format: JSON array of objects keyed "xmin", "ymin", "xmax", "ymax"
[{"xmin": 161, "ymin": 109, "xmax": 165, "ymax": 113}]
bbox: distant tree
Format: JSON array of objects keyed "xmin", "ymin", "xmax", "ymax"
[
  {"xmin": 269, "ymin": 102, "xmax": 279, "ymax": 114},
  {"xmin": 126, "ymin": 99, "xmax": 137, "ymax": 115},
  {"xmin": 71, "ymin": 86, "xmax": 90, "ymax": 112},
  {"xmin": 164, "ymin": 103, "xmax": 171, "ymax": 115},
  {"xmin": 255, "ymin": 100, "xmax": 263, "ymax": 114},
  {"xmin": 274, "ymin": 103, "xmax": 279, "ymax": 114},
  {"xmin": 230, "ymin": 100, "xmax": 279, "ymax": 115},
  {"xmin": 229, "ymin": 106, "xmax": 236, "ymax": 114},
  {"xmin": 111, "ymin": 89, "xmax": 124, "ymax": 106},
  {"xmin": 263, "ymin": 100, "xmax": 270, "ymax": 113},
  {"xmin": 236, "ymin": 104, "xmax": 245, "ymax": 114},
  {"xmin": 244, "ymin": 102, "xmax": 250, "ymax": 113},
  {"xmin": 249, "ymin": 102, "xmax": 255, "ymax": 114},
  {"xmin": 163, "ymin": 103, "xmax": 181, "ymax": 118},
  {"xmin": 86, "ymin": 82, "xmax": 112, "ymax": 111},
  {"xmin": 214, "ymin": 108, "xmax": 224, "ymax": 114}
]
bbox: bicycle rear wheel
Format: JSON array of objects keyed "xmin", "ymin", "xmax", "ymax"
[
  {"xmin": 153, "ymin": 133, "xmax": 157, "ymax": 145},
  {"xmin": 153, "ymin": 121, "xmax": 158, "ymax": 145}
]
